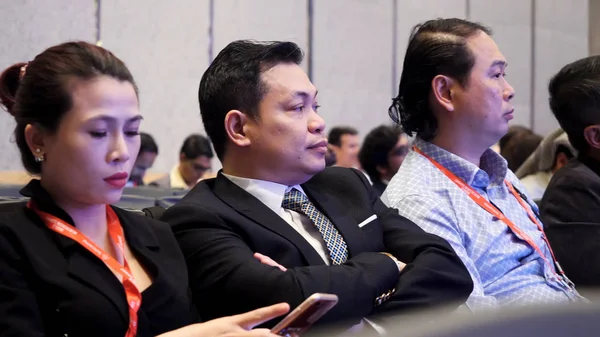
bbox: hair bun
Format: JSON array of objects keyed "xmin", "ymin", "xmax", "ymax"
[{"xmin": 0, "ymin": 62, "xmax": 28, "ymax": 117}]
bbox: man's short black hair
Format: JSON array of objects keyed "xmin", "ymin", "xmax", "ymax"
[
  {"xmin": 180, "ymin": 134, "xmax": 214, "ymax": 160},
  {"xmin": 328, "ymin": 126, "xmax": 358, "ymax": 147},
  {"xmin": 358, "ymin": 125, "xmax": 404, "ymax": 182},
  {"xmin": 549, "ymin": 55, "xmax": 600, "ymax": 153},
  {"xmin": 198, "ymin": 40, "xmax": 304, "ymax": 161}
]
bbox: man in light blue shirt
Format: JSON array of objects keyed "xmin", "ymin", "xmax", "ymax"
[{"xmin": 382, "ymin": 18, "xmax": 581, "ymax": 310}]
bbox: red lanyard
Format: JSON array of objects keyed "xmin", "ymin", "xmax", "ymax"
[
  {"xmin": 28, "ymin": 201, "xmax": 142, "ymax": 337},
  {"xmin": 413, "ymin": 146, "xmax": 569, "ymax": 280}
]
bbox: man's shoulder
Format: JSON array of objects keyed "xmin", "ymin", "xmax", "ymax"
[
  {"xmin": 384, "ymin": 151, "xmax": 447, "ymax": 203},
  {"xmin": 309, "ymin": 166, "xmax": 366, "ymax": 185}
]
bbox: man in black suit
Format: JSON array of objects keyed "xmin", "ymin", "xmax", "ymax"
[
  {"xmin": 538, "ymin": 56, "xmax": 600, "ymax": 286},
  {"xmin": 541, "ymin": 55, "xmax": 600, "ymax": 227},
  {"xmin": 161, "ymin": 40, "xmax": 472, "ymax": 330}
]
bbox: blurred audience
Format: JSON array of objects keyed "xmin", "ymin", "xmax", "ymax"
[
  {"xmin": 359, "ymin": 125, "xmax": 410, "ymax": 196},
  {"xmin": 328, "ymin": 126, "xmax": 360, "ymax": 168},
  {"xmin": 151, "ymin": 134, "xmax": 213, "ymax": 189},
  {"xmin": 162, "ymin": 39, "xmax": 472, "ymax": 331},
  {"xmin": 383, "ymin": 18, "xmax": 582, "ymax": 309},
  {"xmin": 515, "ymin": 129, "xmax": 575, "ymax": 201},
  {"xmin": 541, "ymin": 55, "xmax": 600, "ymax": 228},
  {"xmin": 500, "ymin": 125, "xmax": 543, "ymax": 172},
  {"xmin": 0, "ymin": 41, "xmax": 287, "ymax": 337},
  {"xmin": 127, "ymin": 132, "xmax": 158, "ymax": 186}
]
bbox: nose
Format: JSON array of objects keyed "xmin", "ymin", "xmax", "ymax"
[
  {"xmin": 108, "ymin": 132, "xmax": 131, "ymax": 163},
  {"xmin": 504, "ymin": 81, "xmax": 515, "ymax": 101},
  {"xmin": 309, "ymin": 110, "xmax": 326, "ymax": 135}
]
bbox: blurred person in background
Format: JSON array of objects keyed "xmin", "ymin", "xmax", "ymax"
[
  {"xmin": 151, "ymin": 134, "xmax": 213, "ymax": 189},
  {"xmin": 359, "ymin": 125, "xmax": 410, "ymax": 196},
  {"xmin": 328, "ymin": 126, "xmax": 360, "ymax": 168},
  {"xmin": 127, "ymin": 132, "xmax": 158, "ymax": 186},
  {"xmin": 500, "ymin": 125, "xmax": 543, "ymax": 172},
  {"xmin": 515, "ymin": 128, "xmax": 575, "ymax": 201}
]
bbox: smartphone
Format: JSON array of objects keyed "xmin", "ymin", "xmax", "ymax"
[{"xmin": 271, "ymin": 293, "xmax": 339, "ymax": 337}]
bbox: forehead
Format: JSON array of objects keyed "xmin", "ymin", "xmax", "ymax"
[
  {"xmin": 67, "ymin": 76, "xmax": 139, "ymax": 120},
  {"xmin": 260, "ymin": 63, "xmax": 316, "ymax": 99},
  {"xmin": 466, "ymin": 32, "xmax": 506, "ymax": 69}
]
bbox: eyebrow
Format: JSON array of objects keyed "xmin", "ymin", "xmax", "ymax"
[
  {"xmin": 87, "ymin": 114, "xmax": 144, "ymax": 123},
  {"xmin": 288, "ymin": 90, "xmax": 319, "ymax": 100},
  {"xmin": 490, "ymin": 60, "xmax": 507, "ymax": 69}
]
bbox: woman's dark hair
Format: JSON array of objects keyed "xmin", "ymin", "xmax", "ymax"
[
  {"xmin": 389, "ymin": 18, "xmax": 491, "ymax": 140},
  {"xmin": 0, "ymin": 41, "xmax": 138, "ymax": 174}
]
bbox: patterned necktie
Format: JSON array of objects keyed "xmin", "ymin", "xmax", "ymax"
[{"xmin": 282, "ymin": 188, "xmax": 348, "ymax": 265}]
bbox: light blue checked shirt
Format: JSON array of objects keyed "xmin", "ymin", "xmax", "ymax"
[{"xmin": 382, "ymin": 138, "xmax": 580, "ymax": 310}]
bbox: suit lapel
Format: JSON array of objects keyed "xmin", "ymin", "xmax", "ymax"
[
  {"xmin": 213, "ymin": 174, "xmax": 326, "ymax": 265},
  {"xmin": 301, "ymin": 182, "xmax": 364, "ymax": 257},
  {"xmin": 66, "ymin": 247, "xmax": 129, "ymax": 323}
]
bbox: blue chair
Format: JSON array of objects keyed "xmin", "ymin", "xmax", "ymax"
[
  {"xmin": 123, "ymin": 186, "xmax": 185, "ymax": 198},
  {"xmin": 156, "ymin": 195, "xmax": 184, "ymax": 209},
  {"xmin": 0, "ymin": 184, "xmax": 25, "ymax": 198},
  {"xmin": 114, "ymin": 194, "xmax": 156, "ymax": 210},
  {"xmin": 0, "ymin": 197, "xmax": 28, "ymax": 213}
]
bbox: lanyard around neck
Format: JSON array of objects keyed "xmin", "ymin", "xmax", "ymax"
[{"xmin": 28, "ymin": 201, "xmax": 142, "ymax": 337}]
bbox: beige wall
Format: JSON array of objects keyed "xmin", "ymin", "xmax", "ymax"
[{"xmin": 0, "ymin": 0, "xmax": 590, "ymax": 176}]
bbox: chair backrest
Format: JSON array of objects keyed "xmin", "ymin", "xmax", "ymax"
[
  {"xmin": 122, "ymin": 186, "xmax": 185, "ymax": 198},
  {"xmin": 0, "ymin": 184, "xmax": 25, "ymax": 198},
  {"xmin": 156, "ymin": 195, "xmax": 184, "ymax": 209},
  {"xmin": 544, "ymin": 223, "xmax": 600, "ymax": 287},
  {"xmin": 356, "ymin": 300, "xmax": 600, "ymax": 337},
  {"xmin": 114, "ymin": 194, "xmax": 156, "ymax": 210},
  {"xmin": 142, "ymin": 206, "xmax": 167, "ymax": 220},
  {"xmin": 0, "ymin": 197, "xmax": 28, "ymax": 213}
]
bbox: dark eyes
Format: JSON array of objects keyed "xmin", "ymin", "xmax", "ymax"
[
  {"xmin": 293, "ymin": 105, "xmax": 321, "ymax": 112},
  {"xmin": 89, "ymin": 131, "xmax": 139, "ymax": 138}
]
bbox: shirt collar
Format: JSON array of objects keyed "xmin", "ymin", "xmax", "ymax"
[
  {"xmin": 414, "ymin": 138, "xmax": 509, "ymax": 189},
  {"xmin": 169, "ymin": 164, "xmax": 189, "ymax": 189},
  {"xmin": 221, "ymin": 173, "xmax": 305, "ymax": 214}
]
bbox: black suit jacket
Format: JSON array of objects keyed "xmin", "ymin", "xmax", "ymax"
[
  {"xmin": 162, "ymin": 167, "xmax": 472, "ymax": 327},
  {"xmin": 541, "ymin": 156, "xmax": 600, "ymax": 227},
  {"xmin": 372, "ymin": 179, "xmax": 388, "ymax": 197},
  {"xmin": 0, "ymin": 180, "xmax": 198, "ymax": 337}
]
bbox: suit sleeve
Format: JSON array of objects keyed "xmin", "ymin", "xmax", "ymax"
[
  {"xmin": 349, "ymin": 169, "xmax": 475, "ymax": 311},
  {"xmin": 541, "ymin": 174, "xmax": 600, "ymax": 227},
  {"xmin": 0, "ymin": 225, "xmax": 46, "ymax": 337},
  {"xmin": 163, "ymin": 204, "xmax": 400, "ymax": 326}
]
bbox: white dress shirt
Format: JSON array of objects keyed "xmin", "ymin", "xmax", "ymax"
[{"xmin": 222, "ymin": 173, "xmax": 331, "ymax": 265}]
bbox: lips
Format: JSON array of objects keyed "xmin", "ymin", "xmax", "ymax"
[
  {"xmin": 308, "ymin": 140, "xmax": 328, "ymax": 149},
  {"xmin": 104, "ymin": 172, "xmax": 129, "ymax": 188}
]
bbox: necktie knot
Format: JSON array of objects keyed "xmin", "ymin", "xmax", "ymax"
[
  {"xmin": 281, "ymin": 188, "xmax": 348, "ymax": 265},
  {"xmin": 282, "ymin": 188, "xmax": 308, "ymax": 213}
]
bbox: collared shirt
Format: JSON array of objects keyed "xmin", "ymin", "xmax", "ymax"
[
  {"xmin": 169, "ymin": 165, "xmax": 191, "ymax": 189},
  {"xmin": 382, "ymin": 138, "xmax": 579, "ymax": 310},
  {"xmin": 222, "ymin": 173, "xmax": 331, "ymax": 265},
  {"xmin": 223, "ymin": 173, "xmax": 381, "ymax": 334}
]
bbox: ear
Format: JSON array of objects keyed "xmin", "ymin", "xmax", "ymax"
[
  {"xmin": 224, "ymin": 110, "xmax": 252, "ymax": 148},
  {"xmin": 584, "ymin": 125, "xmax": 600, "ymax": 150},
  {"xmin": 431, "ymin": 75, "xmax": 456, "ymax": 112},
  {"xmin": 554, "ymin": 152, "xmax": 570, "ymax": 172},
  {"xmin": 24, "ymin": 124, "xmax": 46, "ymax": 159},
  {"xmin": 179, "ymin": 152, "xmax": 186, "ymax": 162}
]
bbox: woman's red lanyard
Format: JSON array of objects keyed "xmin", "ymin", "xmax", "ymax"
[
  {"xmin": 413, "ymin": 146, "xmax": 574, "ymax": 288},
  {"xmin": 28, "ymin": 201, "xmax": 142, "ymax": 337}
]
